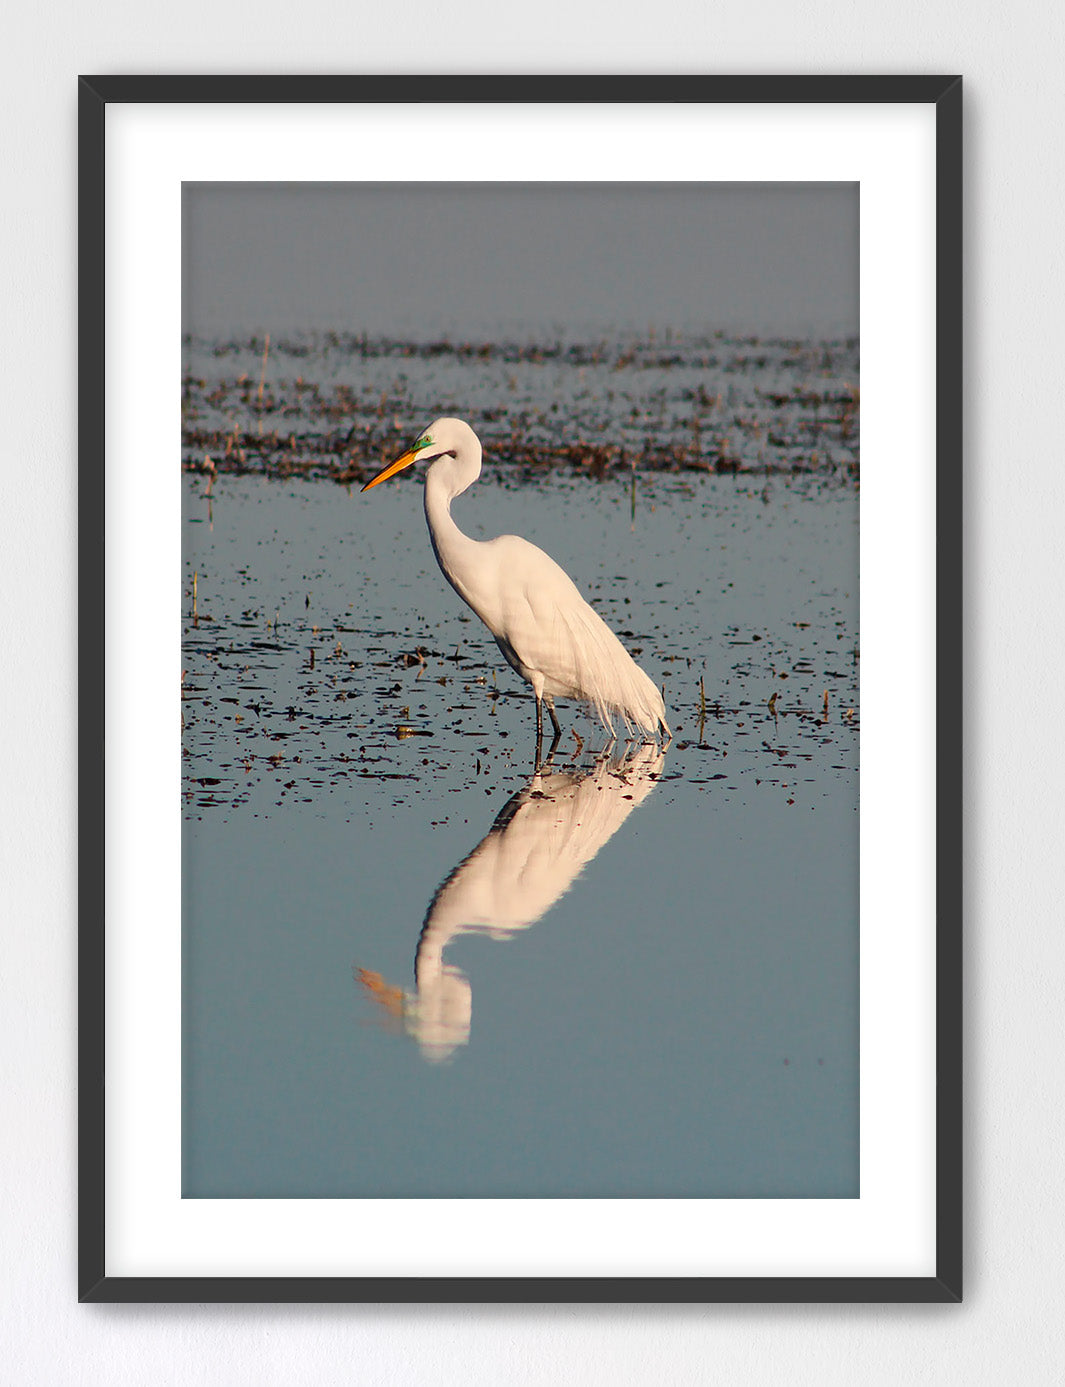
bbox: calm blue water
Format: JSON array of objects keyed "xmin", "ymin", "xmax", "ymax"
[{"xmin": 181, "ymin": 460, "xmax": 859, "ymax": 1199}]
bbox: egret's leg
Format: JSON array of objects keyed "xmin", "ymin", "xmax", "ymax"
[
  {"xmin": 530, "ymin": 672, "xmax": 547, "ymax": 759},
  {"xmin": 546, "ymin": 727, "xmax": 561, "ymax": 761},
  {"xmin": 532, "ymin": 694, "xmax": 547, "ymax": 771},
  {"xmin": 545, "ymin": 695, "xmax": 562, "ymax": 739}
]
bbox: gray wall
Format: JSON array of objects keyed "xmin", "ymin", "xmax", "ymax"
[{"xmin": 1, "ymin": 3, "xmax": 1057, "ymax": 1384}]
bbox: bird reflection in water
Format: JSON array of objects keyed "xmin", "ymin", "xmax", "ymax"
[{"xmin": 356, "ymin": 743, "xmax": 665, "ymax": 1063}]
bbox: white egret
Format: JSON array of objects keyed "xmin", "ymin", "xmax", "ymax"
[{"xmin": 361, "ymin": 418, "xmax": 669, "ymax": 746}]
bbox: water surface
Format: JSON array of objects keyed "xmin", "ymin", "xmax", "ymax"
[{"xmin": 181, "ymin": 456, "xmax": 859, "ymax": 1199}]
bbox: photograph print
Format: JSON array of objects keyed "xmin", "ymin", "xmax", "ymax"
[{"xmin": 180, "ymin": 181, "xmax": 860, "ymax": 1201}]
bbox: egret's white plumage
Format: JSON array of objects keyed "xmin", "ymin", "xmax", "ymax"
[{"xmin": 362, "ymin": 417, "xmax": 669, "ymax": 743}]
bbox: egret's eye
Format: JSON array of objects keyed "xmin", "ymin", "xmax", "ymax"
[{"xmin": 414, "ymin": 435, "xmax": 432, "ymax": 451}]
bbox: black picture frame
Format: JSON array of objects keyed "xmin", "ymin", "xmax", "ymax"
[{"xmin": 79, "ymin": 73, "xmax": 962, "ymax": 1304}]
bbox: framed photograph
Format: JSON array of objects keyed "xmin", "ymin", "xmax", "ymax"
[{"xmin": 80, "ymin": 75, "xmax": 961, "ymax": 1302}]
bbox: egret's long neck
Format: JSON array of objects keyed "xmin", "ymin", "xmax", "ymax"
[{"xmin": 423, "ymin": 463, "xmax": 481, "ymax": 599}]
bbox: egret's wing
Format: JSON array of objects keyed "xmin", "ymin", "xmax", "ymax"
[
  {"xmin": 488, "ymin": 536, "xmax": 667, "ymax": 734},
  {"xmin": 530, "ymin": 582, "xmax": 665, "ymax": 732}
]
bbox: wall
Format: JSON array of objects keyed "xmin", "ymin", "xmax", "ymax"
[{"xmin": 2, "ymin": 1, "xmax": 1061, "ymax": 1381}]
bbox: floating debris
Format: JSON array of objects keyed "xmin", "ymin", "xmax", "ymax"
[{"xmin": 181, "ymin": 329, "xmax": 859, "ymax": 484}]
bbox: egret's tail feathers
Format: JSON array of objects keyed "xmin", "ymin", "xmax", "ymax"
[{"xmin": 556, "ymin": 601, "xmax": 668, "ymax": 738}]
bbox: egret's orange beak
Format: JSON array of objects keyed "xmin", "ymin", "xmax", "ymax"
[{"xmin": 361, "ymin": 447, "xmax": 421, "ymax": 492}]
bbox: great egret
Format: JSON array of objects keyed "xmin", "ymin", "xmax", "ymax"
[{"xmin": 361, "ymin": 417, "xmax": 669, "ymax": 747}]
